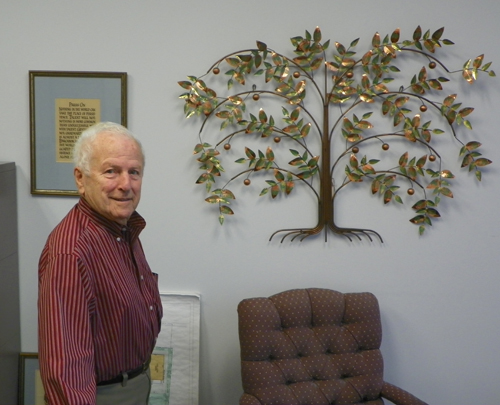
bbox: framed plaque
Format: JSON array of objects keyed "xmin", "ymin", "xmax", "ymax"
[
  {"xmin": 18, "ymin": 353, "xmax": 44, "ymax": 405},
  {"xmin": 29, "ymin": 71, "xmax": 127, "ymax": 196}
]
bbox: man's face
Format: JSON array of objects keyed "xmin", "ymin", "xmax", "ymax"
[{"xmin": 75, "ymin": 132, "xmax": 144, "ymax": 225}]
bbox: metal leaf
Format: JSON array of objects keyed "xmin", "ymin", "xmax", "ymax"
[
  {"xmin": 271, "ymin": 184, "xmax": 280, "ymax": 198},
  {"xmin": 383, "ymin": 189, "xmax": 393, "ymax": 204},
  {"xmin": 475, "ymin": 158, "xmax": 492, "ymax": 167},
  {"xmin": 391, "ymin": 28, "xmax": 400, "ymax": 43},
  {"xmin": 410, "ymin": 214, "xmax": 426, "ymax": 224},
  {"xmin": 412, "ymin": 114, "xmax": 421, "ymax": 128},
  {"xmin": 440, "ymin": 187, "xmax": 453, "ymax": 198},
  {"xmin": 178, "ymin": 81, "xmax": 192, "ymax": 90},
  {"xmin": 300, "ymin": 123, "xmax": 312, "ymax": 138},
  {"xmin": 205, "ymin": 195, "xmax": 220, "ymax": 204},
  {"xmin": 271, "ymin": 52, "xmax": 282, "ymax": 66},
  {"xmin": 413, "ymin": 26, "xmax": 422, "ymax": 41},
  {"xmin": 416, "ymin": 155, "xmax": 427, "ymax": 168},
  {"xmin": 440, "ymin": 170, "xmax": 455, "ymax": 178},
  {"xmin": 424, "ymin": 39, "xmax": 435, "ymax": 53},
  {"xmin": 394, "ymin": 96, "xmax": 409, "ymax": 107},
  {"xmin": 428, "ymin": 79, "xmax": 443, "ymax": 90},
  {"xmin": 399, "ymin": 152, "xmax": 409, "ymax": 167},
  {"xmin": 266, "ymin": 147, "xmax": 275, "ymax": 162},
  {"xmin": 381, "ymin": 100, "xmax": 392, "ymax": 115},
  {"xmin": 418, "ymin": 67, "xmax": 428, "ymax": 82},
  {"xmin": 459, "ymin": 107, "xmax": 474, "ymax": 118},
  {"xmin": 443, "ymin": 94, "xmax": 457, "ymax": 107},
  {"xmin": 349, "ymin": 154, "xmax": 359, "ymax": 169},
  {"xmin": 193, "ymin": 144, "xmax": 204, "ymax": 154},
  {"xmin": 313, "ymin": 26, "xmax": 322, "ymax": 43},
  {"xmin": 473, "ymin": 54, "xmax": 484, "ymax": 69},
  {"xmin": 335, "ymin": 41, "xmax": 346, "ymax": 55},
  {"xmin": 220, "ymin": 205, "xmax": 234, "ymax": 215},
  {"xmin": 432, "ymin": 27, "xmax": 444, "ymax": 41},
  {"xmin": 221, "ymin": 189, "xmax": 236, "ymax": 199}
]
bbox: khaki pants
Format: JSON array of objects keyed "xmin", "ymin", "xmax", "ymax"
[{"xmin": 96, "ymin": 368, "xmax": 151, "ymax": 405}]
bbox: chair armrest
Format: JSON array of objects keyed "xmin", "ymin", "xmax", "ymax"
[
  {"xmin": 381, "ymin": 381, "xmax": 428, "ymax": 405},
  {"xmin": 239, "ymin": 393, "xmax": 262, "ymax": 405}
]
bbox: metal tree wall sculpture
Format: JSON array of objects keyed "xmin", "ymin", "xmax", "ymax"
[{"xmin": 178, "ymin": 26, "xmax": 494, "ymax": 242}]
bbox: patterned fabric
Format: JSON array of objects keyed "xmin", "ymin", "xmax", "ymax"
[
  {"xmin": 238, "ymin": 288, "xmax": 428, "ymax": 405},
  {"xmin": 38, "ymin": 198, "xmax": 163, "ymax": 405}
]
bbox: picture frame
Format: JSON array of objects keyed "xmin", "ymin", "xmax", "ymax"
[
  {"xmin": 29, "ymin": 70, "xmax": 127, "ymax": 196},
  {"xmin": 18, "ymin": 352, "xmax": 45, "ymax": 405}
]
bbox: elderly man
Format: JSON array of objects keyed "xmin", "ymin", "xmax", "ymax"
[{"xmin": 38, "ymin": 122, "xmax": 162, "ymax": 405}]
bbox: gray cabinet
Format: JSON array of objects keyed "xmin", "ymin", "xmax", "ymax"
[{"xmin": 0, "ymin": 162, "xmax": 20, "ymax": 404}]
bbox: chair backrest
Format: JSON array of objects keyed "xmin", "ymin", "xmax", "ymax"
[{"xmin": 238, "ymin": 288, "xmax": 385, "ymax": 405}]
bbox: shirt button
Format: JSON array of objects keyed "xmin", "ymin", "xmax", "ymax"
[
  {"xmin": 140, "ymin": 275, "xmax": 144, "ymax": 281},
  {"xmin": 116, "ymin": 237, "xmax": 121, "ymax": 242},
  {"xmin": 150, "ymin": 306, "xmax": 153, "ymax": 311}
]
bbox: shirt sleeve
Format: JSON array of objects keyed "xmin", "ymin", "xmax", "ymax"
[{"xmin": 38, "ymin": 253, "xmax": 96, "ymax": 405}]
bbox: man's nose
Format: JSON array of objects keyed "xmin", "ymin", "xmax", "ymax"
[{"xmin": 117, "ymin": 173, "xmax": 132, "ymax": 190}]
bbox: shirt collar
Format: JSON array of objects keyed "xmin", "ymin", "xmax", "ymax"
[{"xmin": 77, "ymin": 198, "xmax": 146, "ymax": 241}]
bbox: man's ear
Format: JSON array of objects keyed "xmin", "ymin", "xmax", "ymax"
[{"xmin": 74, "ymin": 167, "xmax": 85, "ymax": 196}]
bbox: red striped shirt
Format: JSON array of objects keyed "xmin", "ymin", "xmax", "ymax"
[{"xmin": 38, "ymin": 198, "xmax": 162, "ymax": 405}]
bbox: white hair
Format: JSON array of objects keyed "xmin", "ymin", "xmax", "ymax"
[{"xmin": 72, "ymin": 122, "xmax": 145, "ymax": 175}]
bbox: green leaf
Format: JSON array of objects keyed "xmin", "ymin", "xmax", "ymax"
[
  {"xmin": 288, "ymin": 157, "xmax": 304, "ymax": 166},
  {"xmin": 426, "ymin": 208, "xmax": 440, "ymax": 218},
  {"xmin": 258, "ymin": 108, "xmax": 268, "ymax": 123},
  {"xmin": 274, "ymin": 170, "xmax": 285, "ymax": 182},
  {"xmin": 390, "ymin": 28, "xmax": 400, "ymax": 43},
  {"xmin": 193, "ymin": 144, "xmax": 204, "ymax": 154},
  {"xmin": 443, "ymin": 94, "xmax": 457, "ymax": 107},
  {"xmin": 205, "ymin": 195, "xmax": 220, "ymax": 204},
  {"xmin": 440, "ymin": 170, "xmax": 455, "ymax": 178},
  {"xmin": 413, "ymin": 25, "xmax": 422, "ymax": 41},
  {"xmin": 432, "ymin": 27, "xmax": 445, "ymax": 41},
  {"xmin": 220, "ymin": 205, "xmax": 234, "ymax": 215},
  {"xmin": 266, "ymin": 147, "xmax": 275, "ymax": 161},
  {"xmin": 410, "ymin": 214, "xmax": 425, "ymax": 224},
  {"xmin": 459, "ymin": 107, "xmax": 474, "ymax": 117},
  {"xmin": 383, "ymin": 189, "xmax": 393, "ymax": 204},
  {"xmin": 475, "ymin": 158, "xmax": 492, "ymax": 167},
  {"xmin": 271, "ymin": 184, "xmax": 280, "ymax": 198},
  {"xmin": 195, "ymin": 173, "xmax": 208, "ymax": 184},
  {"xmin": 178, "ymin": 81, "xmax": 192, "ymax": 90},
  {"xmin": 350, "ymin": 154, "xmax": 359, "ymax": 169},
  {"xmin": 313, "ymin": 26, "xmax": 322, "ymax": 43},
  {"xmin": 221, "ymin": 189, "xmax": 236, "ymax": 199},
  {"xmin": 245, "ymin": 147, "xmax": 256, "ymax": 159},
  {"xmin": 399, "ymin": 152, "xmax": 409, "ymax": 167},
  {"xmin": 440, "ymin": 187, "xmax": 453, "ymax": 198},
  {"xmin": 301, "ymin": 123, "xmax": 312, "ymax": 137}
]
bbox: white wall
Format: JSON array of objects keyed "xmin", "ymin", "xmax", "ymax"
[{"xmin": 2, "ymin": 1, "xmax": 500, "ymax": 404}]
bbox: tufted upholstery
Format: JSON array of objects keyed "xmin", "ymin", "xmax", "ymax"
[{"xmin": 238, "ymin": 288, "xmax": 428, "ymax": 405}]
